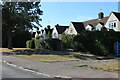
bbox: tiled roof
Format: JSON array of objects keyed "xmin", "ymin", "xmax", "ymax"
[
  {"xmin": 83, "ymin": 16, "xmax": 109, "ymax": 28},
  {"xmin": 56, "ymin": 25, "xmax": 69, "ymax": 34},
  {"xmin": 71, "ymin": 22, "xmax": 85, "ymax": 33}
]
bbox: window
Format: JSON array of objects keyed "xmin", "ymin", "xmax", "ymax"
[
  {"xmin": 87, "ymin": 28, "xmax": 90, "ymax": 30},
  {"xmin": 114, "ymin": 23, "xmax": 116, "ymax": 27},
  {"xmin": 70, "ymin": 29, "xmax": 73, "ymax": 33},
  {"xmin": 109, "ymin": 22, "xmax": 116, "ymax": 29},
  {"xmin": 96, "ymin": 26, "xmax": 101, "ymax": 31},
  {"xmin": 54, "ymin": 33, "xmax": 57, "ymax": 38}
]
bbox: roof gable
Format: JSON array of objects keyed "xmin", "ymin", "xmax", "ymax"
[
  {"xmin": 71, "ymin": 22, "xmax": 85, "ymax": 33},
  {"xmin": 112, "ymin": 12, "xmax": 120, "ymax": 21},
  {"xmin": 44, "ymin": 28, "xmax": 53, "ymax": 35},
  {"xmin": 55, "ymin": 25, "xmax": 69, "ymax": 34}
]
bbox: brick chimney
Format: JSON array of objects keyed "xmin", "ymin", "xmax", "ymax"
[{"xmin": 98, "ymin": 12, "xmax": 104, "ymax": 19}]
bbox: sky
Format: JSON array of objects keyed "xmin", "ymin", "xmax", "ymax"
[{"xmin": 37, "ymin": 2, "xmax": 118, "ymax": 30}]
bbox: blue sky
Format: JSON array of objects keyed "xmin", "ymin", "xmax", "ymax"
[{"xmin": 38, "ymin": 2, "xmax": 118, "ymax": 30}]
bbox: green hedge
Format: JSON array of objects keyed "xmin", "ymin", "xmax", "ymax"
[
  {"xmin": 26, "ymin": 40, "xmax": 35, "ymax": 49},
  {"xmin": 34, "ymin": 39, "xmax": 64, "ymax": 51},
  {"xmin": 72, "ymin": 31, "xmax": 120, "ymax": 56}
]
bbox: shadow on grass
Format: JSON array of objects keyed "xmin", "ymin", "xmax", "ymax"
[{"xmin": 2, "ymin": 49, "xmax": 116, "ymax": 60}]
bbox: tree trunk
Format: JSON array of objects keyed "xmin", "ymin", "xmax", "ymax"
[{"xmin": 7, "ymin": 33, "xmax": 13, "ymax": 49}]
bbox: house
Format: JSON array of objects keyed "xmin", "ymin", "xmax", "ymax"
[
  {"xmin": 42, "ymin": 25, "xmax": 53, "ymax": 38},
  {"xmin": 105, "ymin": 12, "xmax": 120, "ymax": 31},
  {"xmin": 52, "ymin": 24, "xmax": 69, "ymax": 39},
  {"xmin": 67, "ymin": 22, "xmax": 85, "ymax": 35},
  {"xmin": 84, "ymin": 12, "xmax": 109, "ymax": 31}
]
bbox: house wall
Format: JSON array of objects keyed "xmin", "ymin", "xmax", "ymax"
[
  {"xmin": 67, "ymin": 23, "xmax": 77, "ymax": 35},
  {"xmin": 43, "ymin": 30, "xmax": 46, "ymax": 38},
  {"xmin": 52, "ymin": 27, "xmax": 59, "ymax": 39},
  {"xmin": 105, "ymin": 13, "xmax": 120, "ymax": 31},
  {"xmin": 85, "ymin": 25, "xmax": 93, "ymax": 31},
  {"xmin": 35, "ymin": 32, "xmax": 38, "ymax": 38},
  {"xmin": 95, "ymin": 23, "xmax": 103, "ymax": 31},
  {"xmin": 64, "ymin": 28, "xmax": 68, "ymax": 34}
]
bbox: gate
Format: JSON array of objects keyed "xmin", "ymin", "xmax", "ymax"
[{"xmin": 115, "ymin": 42, "xmax": 120, "ymax": 56}]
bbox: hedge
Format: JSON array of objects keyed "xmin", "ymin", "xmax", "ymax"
[
  {"xmin": 26, "ymin": 40, "xmax": 35, "ymax": 49},
  {"xmin": 72, "ymin": 31, "xmax": 120, "ymax": 56}
]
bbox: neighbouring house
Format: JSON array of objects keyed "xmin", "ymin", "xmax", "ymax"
[
  {"xmin": 31, "ymin": 32, "xmax": 36, "ymax": 38},
  {"xmin": 105, "ymin": 12, "xmax": 120, "ymax": 31},
  {"xmin": 52, "ymin": 24, "xmax": 69, "ymax": 39},
  {"xmin": 42, "ymin": 25, "xmax": 53, "ymax": 39},
  {"xmin": 84, "ymin": 12, "xmax": 109, "ymax": 31},
  {"xmin": 67, "ymin": 22, "xmax": 85, "ymax": 35},
  {"xmin": 35, "ymin": 31, "xmax": 41, "ymax": 38}
]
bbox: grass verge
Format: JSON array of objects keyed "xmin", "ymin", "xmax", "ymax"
[
  {"xmin": 75, "ymin": 61, "xmax": 119, "ymax": 72},
  {"xmin": 12, "ymin": 54, "xmax": 80, "ymax": 62}
]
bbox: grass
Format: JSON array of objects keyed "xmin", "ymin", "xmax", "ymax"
[
  {"xmin": 90, "ymin": 62, "xmax": 119, "ymax": 72},
  {"xmin": 75, "ymin": 61, "xmax": 119, "ymax": 72},
  {"xmin": 2, "ymin": 48, "xmax": 31, "ymax": 52},
  {"xmin": 75, "ymin": 65, "xmax": 88, "ymax": 68},
  {"xmin": 12, "ymin": 54, "xmax": 80, "ymax": 62}
]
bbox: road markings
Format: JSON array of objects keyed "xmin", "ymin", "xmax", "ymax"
[
  {"xmin": 2, "ymin": 60, "xmax": 72, "ymax": 79},
  {"xmin": 3, "ymin": 60, "xmax": 51, "ymax": 77}
]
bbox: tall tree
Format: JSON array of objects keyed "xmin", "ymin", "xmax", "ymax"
[{"xmin": 2, "ymin": 2, "xmax": 43, "ymax": 49}]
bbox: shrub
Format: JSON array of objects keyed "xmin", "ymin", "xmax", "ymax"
[
  {"xmin": 61, "ymin": 34, "xmax": 75, "ymax": 49},
  {"xmin": 35, "ymin": 35, "xmax": 40, "ymax": 39},
  {"xmin": 34, "ymin": 39, "xmax": 64, "ymax": 51},
  {"xmin": 26, "ymin": 40, "xmax": 35, "ymax": 49},
  {"xmin": 35, "ymin": 39, "xmax": 43, "ymax": 49}
]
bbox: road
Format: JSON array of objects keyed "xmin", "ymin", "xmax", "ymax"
[{"xmin": 2, "ymin": 63, "xmax": 49, "ymax": 79}]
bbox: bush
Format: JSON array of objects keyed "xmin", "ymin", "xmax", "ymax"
[
  {"xmin": 72, "ymin": 31, "xmax": 120, "ymax": 56},
  {"xmin": 34, "ymin": 39, "xmax": 64, "ymax": 51},
  {"xmin": 26, "ymin": 40, "xmax": 35, "ymax": 49},
  {"xmin": 35, "ymin": 35, "xmax": 40, "ymax": 39},
  {"xmin": 61, "ymin": 34, "xmax": 75, "ymax": 49}
]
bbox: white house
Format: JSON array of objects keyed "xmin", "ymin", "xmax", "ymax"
[
  {"xmin": 42, "ymin": 25, "xmax": 53, "ymax": 39},
  {"xmin": 105, "ymin": 12, "xmax": 120, "ymax": 31},
  {"xmin": 52, "ymin": 24, "xmax": 68, "ymax": 39},
  {"xmin": 67, "ymin": 22, "xmax": 85, "ymax": 35}
]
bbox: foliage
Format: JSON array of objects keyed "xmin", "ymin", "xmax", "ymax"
[
  {"xmin": 46, "ymin": 31, "xmax": 52, "ymax": 39},
  {"xmin": 2, "ymin": 2, "xmax": 43, "ymax": 49},
  {"xmin": 72, "ymin": 31, "xmax": 120, "ymax": 56},
  {"xmin": 35, "ymin": 35, "xmax": 40, "ymax": 39},
  {"xmin": 26, "ymin": 40, "xmax": 35, "ymax": 49},
  {"xmin": 34, "ymin": 39, "xmax": 64, "ymax": 51},
  {"xmin": 61, "ymin": 33, "xmax": 75, "ymax": 49},
  {"xmin": 2, "ymin": 29, "xmax": 31, "ymax": 48}
]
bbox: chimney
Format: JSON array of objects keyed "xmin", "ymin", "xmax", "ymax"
[
  {"xmin": 47, "ymin": 25, "xmax": 51, "ymax": 30},
  {"xmin": 55, "ymin": 24, "xmax": 59, "ymax": 27},
  {"xmin": 98, "ymin": 12, "xmax": 104, "ymax": 19}
]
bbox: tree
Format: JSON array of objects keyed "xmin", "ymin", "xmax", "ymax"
[{"xmin": 2, "ymin": 2, "xmax": 43, "ymax": 49}]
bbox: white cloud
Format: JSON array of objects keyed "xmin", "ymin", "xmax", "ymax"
[{"xmin": 72, "ymin": 16, "xmax": 94, "ymax": 22}]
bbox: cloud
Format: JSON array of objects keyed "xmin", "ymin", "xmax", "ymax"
[{"xmin": 72, "ymin": 16, "xmax": 94, "ymax": 22}]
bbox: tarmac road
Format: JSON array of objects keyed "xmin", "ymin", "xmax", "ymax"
[{"xmin": 2, "ymin": 63, "xmax": 49, "ymax": 79}]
